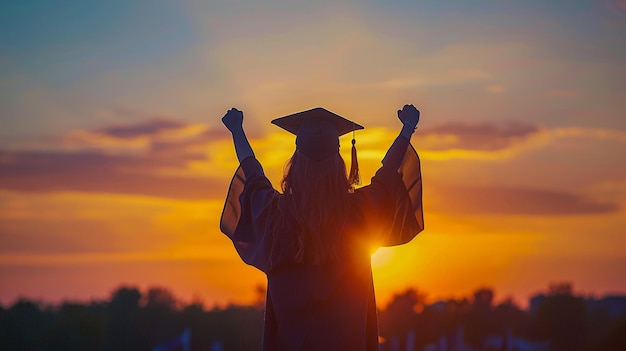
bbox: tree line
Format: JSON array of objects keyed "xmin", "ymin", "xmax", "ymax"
[{"xmin": 1, "ymin": 283, "xmax": 625, "ymax": 351}]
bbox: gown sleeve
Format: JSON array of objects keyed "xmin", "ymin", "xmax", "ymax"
[
  {"xmin": 355, "ymin": 136, "xmax": 424, "ymax": 247},
  {"xmin": 220, "ymin": 156, "xmax": 280, "ymax": 273}
]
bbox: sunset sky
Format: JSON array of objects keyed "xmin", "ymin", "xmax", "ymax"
[{"xmin": 1, "ymin": 1, "xmax": 625, "ymax": 308}]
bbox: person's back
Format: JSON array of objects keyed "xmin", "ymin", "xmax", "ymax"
[{"xmin": 220, "ymin": 105, "xmax": 424, "ymax": 350}]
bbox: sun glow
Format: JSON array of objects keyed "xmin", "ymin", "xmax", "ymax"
[{"xmin": 371, "ymin": 247, "xmax": 395, "ymax": 268}]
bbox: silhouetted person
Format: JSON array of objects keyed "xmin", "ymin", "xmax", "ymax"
[{"xmin": 220, "ymin": 105, "xmax": 424, "ymax": 350}]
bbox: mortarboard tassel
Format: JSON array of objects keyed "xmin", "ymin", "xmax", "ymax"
[{"xmin": 348, "ymin": 131, "xmax": 361, "ymax": 186}]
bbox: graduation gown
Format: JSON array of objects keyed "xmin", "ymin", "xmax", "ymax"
[{"xmin": 220, "ymin": 136, "xmax": 424, "ymax": 351}]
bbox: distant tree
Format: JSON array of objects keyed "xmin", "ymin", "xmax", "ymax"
[
  {"xmin": 602, "ymin": 312, "xmax": 626, "ymax": 351},
  {"xmin": 1, "ymin": 300, "xmax": 51, "ymax": 351},
  {"xmin": 139, "ymin": 287, "xmax": 184, "ymax": 350},
  {"xmin": 585, "ymin": 303, "xmax": 615, "ymax": 350},
  {"xmin": 548, "ymin": 282, "xmax": 573, "ymax": 296},
  {"xmin": 493, "ymin": 297, "xmax": 526, "ymax": 335},
  {"xmin": 0, "ymin": 304, "xmax": 4, "ymax": 350},
  {"xmin": 144, "ymin": 286, "xmax": 178, "ymax": 310},
  {"xmin": 110, "ymin": 286, "xmax": 141, "ymax": 313},
  {"xmin": 46, "ymin": 302, "xmax": 107, "ymax": 351},
  {"xmin": 464, "ymin": 287, "xmax": 497, "ymax": 348},
  {"xmin": 208, "ymin": 306, "xmax": 264, "ymax": 350},
  {"xmin": 530, "ymin": 283, "xmax": 586, "ymax": 351},
  {"xmin": 379, "ymin": 288, "xmax": 425, "ymax": 338},
  {"xmin": 4, "ymin": 283, "xmax": 626, "ymax": 351},
  {"xmin": 108, "ymin": 286, "xmax": 142, "ymax": 351},
  {"xmin": 473, "ymin": 287, "xmax": 495, "ymax": 309},
  {"xmin": 181, "ymin": 303, "xmax": 214, "ymax": 351}
]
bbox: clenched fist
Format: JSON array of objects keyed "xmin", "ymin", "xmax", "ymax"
[
  {"xmin": 222, "ymin": 108, "xmax": 244, "ymax": 133},
  {"xmin": 397, "ymin": 104, "xmax": 420, "ymax": 130}
]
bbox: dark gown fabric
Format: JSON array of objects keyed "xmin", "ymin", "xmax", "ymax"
[{"xmin": 220, "ymin": 136, "xmax": 424, "ymax": 351}]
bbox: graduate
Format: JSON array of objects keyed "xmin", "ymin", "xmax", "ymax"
[{"xmin": 220, "ymin": 104, "xmax": 424, "ymax": 351}]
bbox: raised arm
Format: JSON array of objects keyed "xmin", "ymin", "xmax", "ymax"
[
  {"xmin": 222, "ymin": 108, "xmax": 255, "ymax": 163},
  {"xmin": 356, "ymin": 104, "xmax": 424, "ymax": 247},
  {"xmin": 383, "ymin": 104, "xmax": 420, "ymax": 170}
]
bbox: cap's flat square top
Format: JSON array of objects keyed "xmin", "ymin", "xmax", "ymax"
[{"xmin": 271, "ymin": 107, "xmax": 364, "ymax": 136}]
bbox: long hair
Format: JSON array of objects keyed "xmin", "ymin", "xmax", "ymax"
[{"xmin": 279, "ymin": 150, "xmax": 353, "ymax": 265}]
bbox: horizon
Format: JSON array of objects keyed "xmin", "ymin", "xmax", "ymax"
[
  {"xmin": 3, "ymin": 280, "xmax": 624, "ymax": 311},
  {"xmin": 1, "ymin": 1, "xmax": 625, "ymax": 310}
]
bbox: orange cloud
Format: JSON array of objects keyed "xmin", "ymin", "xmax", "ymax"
[
  {"xmin": 0, "ymin": 190, "xmax": 227, "ymax": 256},
  {"xmin": 417, "ymin": 121, "xmax": 541, "ymax": 151},
  {"xmin": 61, "ymin": 118, "xmax": 226, "ymax": 154},
  {"xmin": 486, "ymin": 84, "xmax": 507, "ymax": 94},
  {"xmin": 2, "ymin": 118, "xmax": 624, "ymax": 201},
  {"xmin": 426, "ymin": 184, "xmax": 618, "ymax": 216},
  {"xmin": 0, "ymin": 118, "xmax": 237, "ymax": 199}
]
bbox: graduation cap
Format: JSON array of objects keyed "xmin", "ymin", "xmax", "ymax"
[{"xmin": 271, "ymin": 107, "xmax": 364, "ymax": 185}]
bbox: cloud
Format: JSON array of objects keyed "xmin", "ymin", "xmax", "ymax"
[
  {"xmin": 551, "ymin": 127, "xmax": 626, "ymax": 143},
  {"xmin": 0, "ymin": 189, "xmax": 227, "ymax": 257},
  {"xmin": 427, "ymin": 184, "xmax": 619, "ymax": 216},
  {"xmin": 410, "ymin": 121, "xmax": 626, "ymax": 161},
  {"xmin": 0, "ymin": 118, "xmax": 235, "ymax": 199},
  {"xmin": 486, "ymin": 85, "xmax": 507, "ymax": 94},
  {"xmin": 0, "ymin": 150, "xmax": 229, "ymax": 199},
  {"xmin": 2, "ymin": 117, "xmax": 624, "ymax": 202},
  {"xmin": 363, "ymin": 69, "xmax": 491, "ymax": 90},
  {"xmin": 59, "ymin": 117, "xmax": 230, "ymax": 154},
  {"xmin": 546, "ymin": 89, "xmax": 578, "ymax": 98},
  {"xmin": 416, "ymin": 121, "xmax": 542, "ymax": 152},
  {"xmin": 95, "ymin": 118, "xmax": 185, "ymax": 139}
]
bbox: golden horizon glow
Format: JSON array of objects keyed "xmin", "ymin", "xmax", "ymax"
[{"xmin": 2, "ymin": 121, "xmax": 626, "ymax": 306}]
